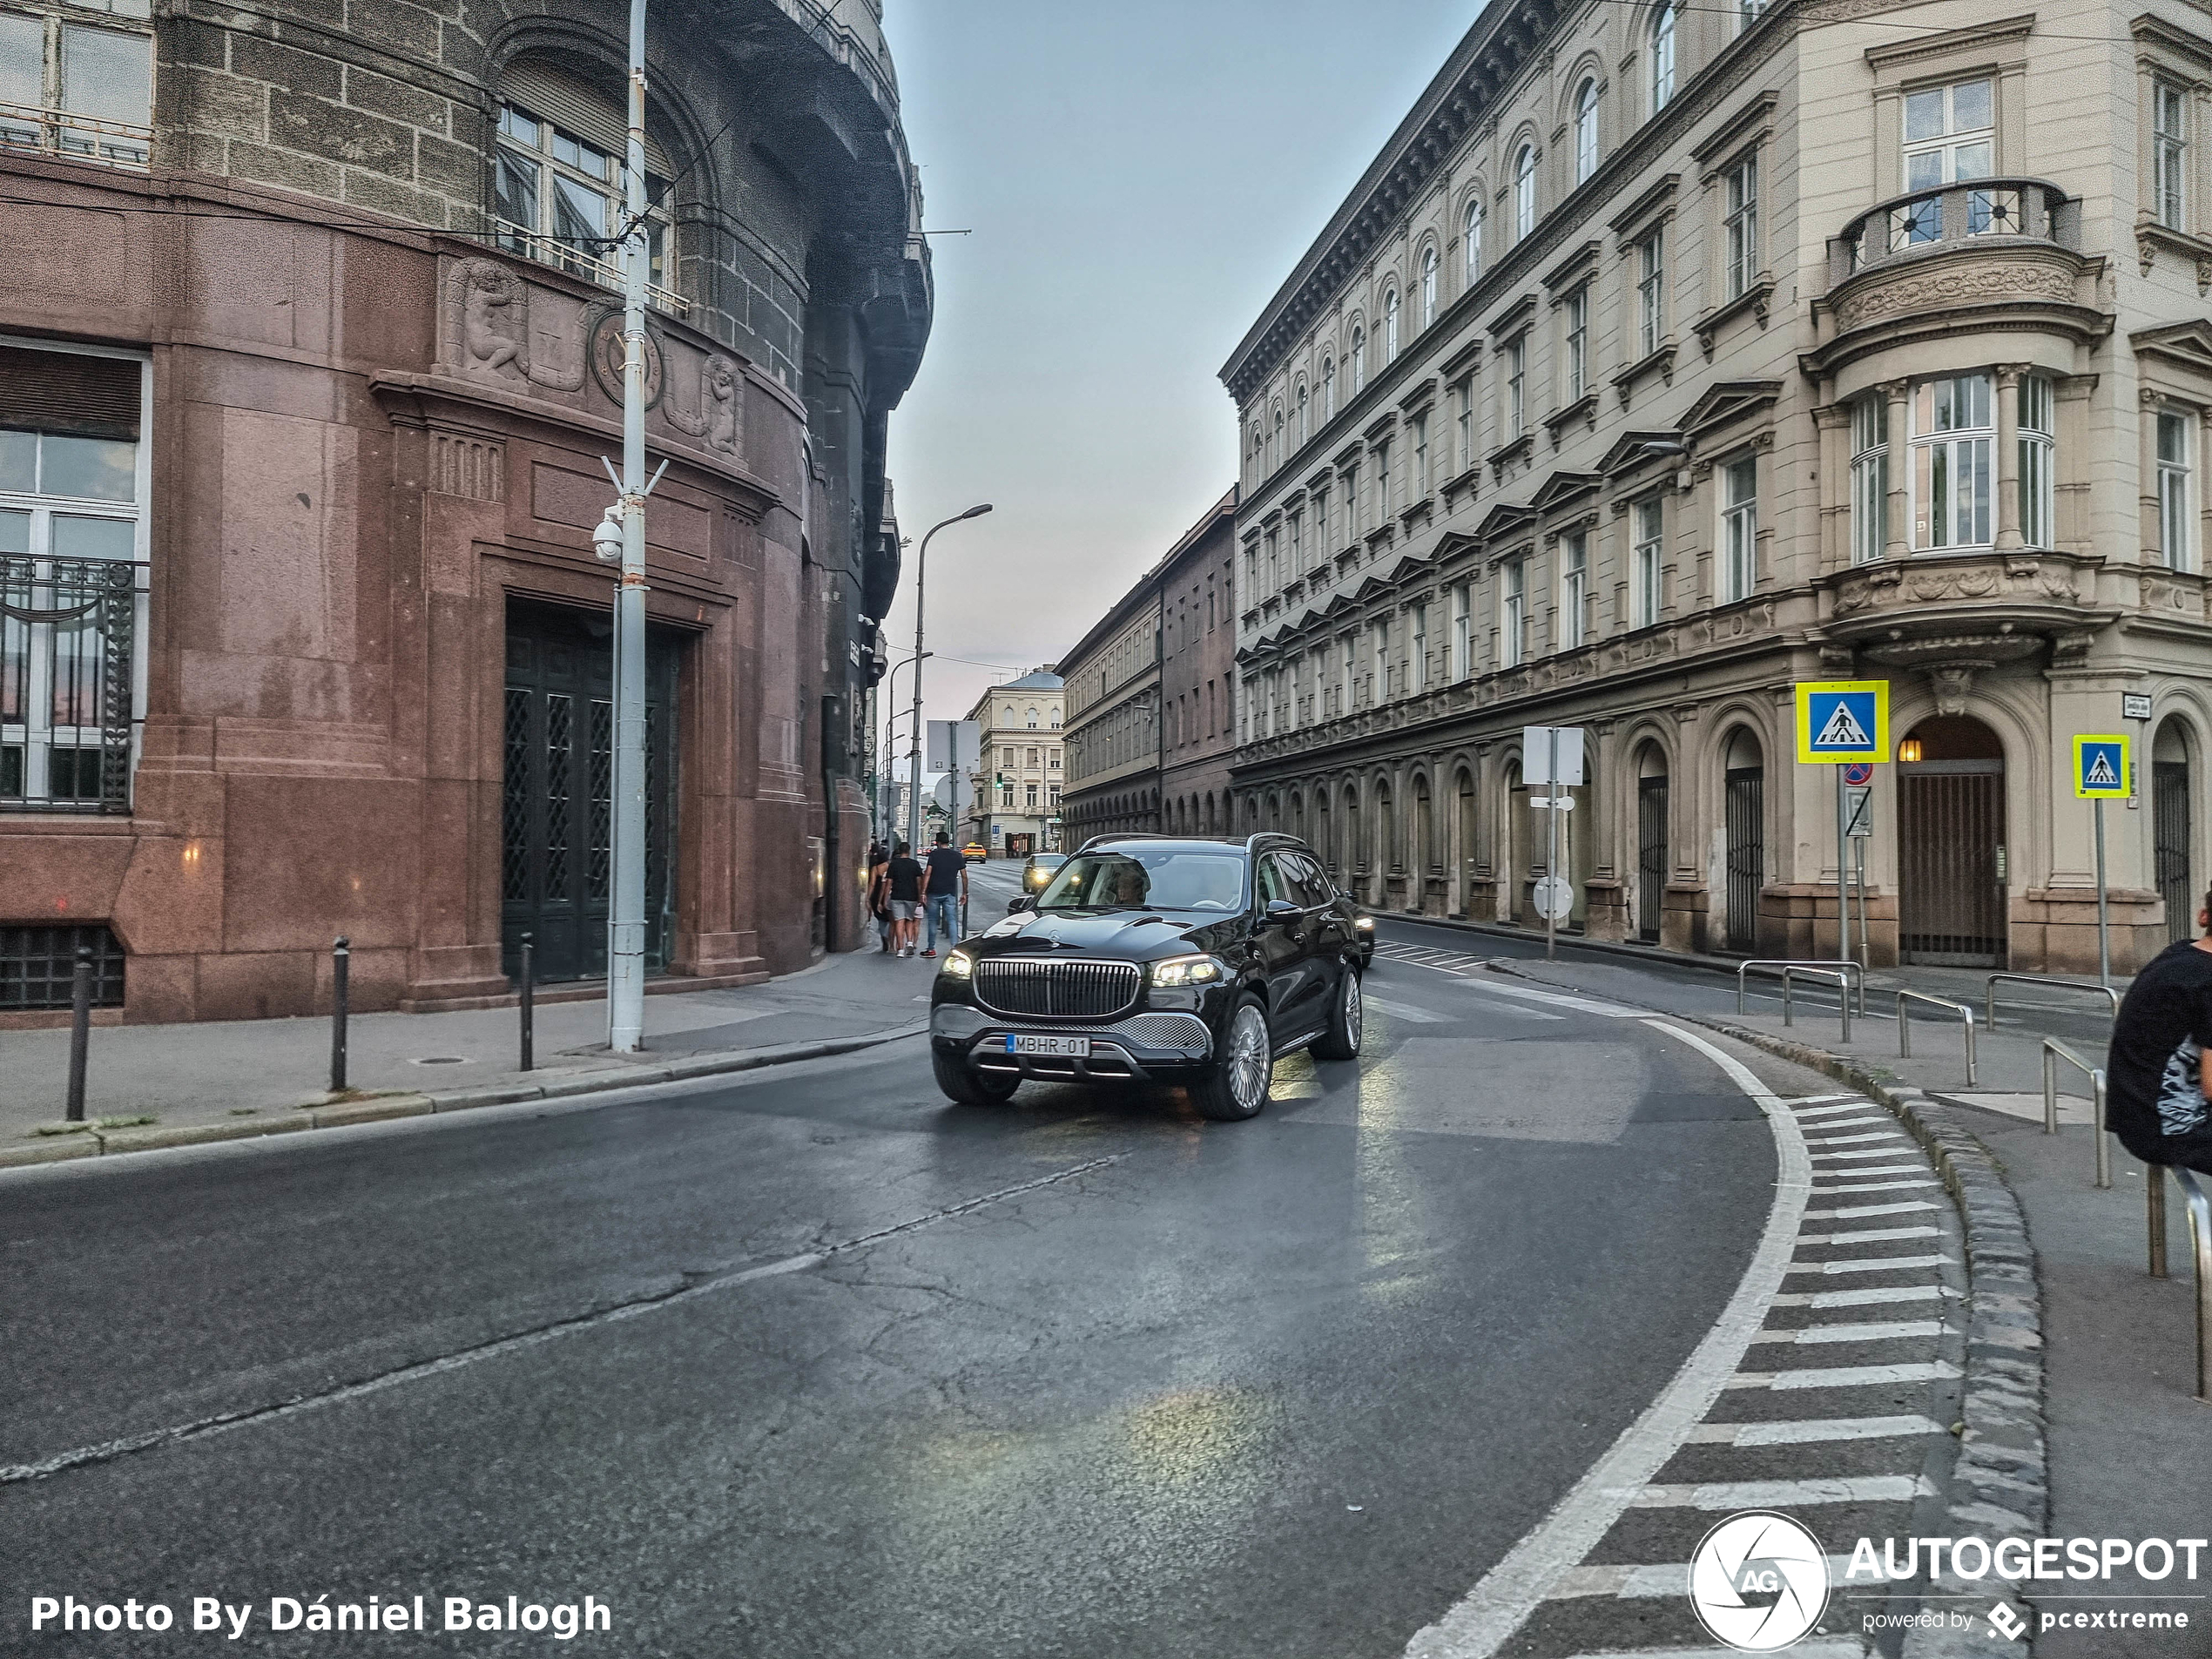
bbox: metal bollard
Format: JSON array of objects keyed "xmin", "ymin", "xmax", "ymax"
[
  {"xmin": 2042, "ymin": 1046, "xmax": 2058, "ymax": 1136},
  {"xmin": 329, "ymin": 935, "xmax": 350, "ymax": 1094},
  {"xmin": 2178, "ymin": 1168, "xmax": 2212, "ymax": 1399},
  {"xmin": 64, "ymin": 946, "xmax": 92, "ymax": 1122},
  {"xmin": 518, "ymin": 933, "xmax": 536, "ymax": 1072},
  {"xmin": 2150, "ymin": 1164, "xmax": 2169, "ymax": 1279},
  {"xmin": 2093, "ymin": 1070, "xmax": 2110, "ymax": 1190}
]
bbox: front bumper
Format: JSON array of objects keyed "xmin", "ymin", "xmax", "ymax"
[{"xmin": 930, "ymin": 1002, "xmax": 1215, "ymax": 1084}]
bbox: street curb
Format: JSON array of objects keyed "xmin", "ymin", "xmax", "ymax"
[
  {"xmin": 0, "ymin": 1022, "xmax": 929, "ymax": 1170},
  {"xmin": 1487, "ymin": 963, "xmax": 2051, "ymax": 1656}
]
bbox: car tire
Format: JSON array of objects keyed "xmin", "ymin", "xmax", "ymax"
[
  {"xmin": 1311, "ymin": 962, "xmax": 1364, "ymax": 1062},
  {"xmin": 1188, "ymin": 997, "xmax": 1271, "ymax": 1122},
  {"xmin": 933, "ymin": 1049, "xmax": 1021, "ymax": 1106}
]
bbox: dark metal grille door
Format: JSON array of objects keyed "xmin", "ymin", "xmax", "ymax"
[
  {"xmin": 502, "ymin": 603, "xmax": 678, "ymax": 983},
  {"xmin": 1636, "ymin": 777, "xmax": 1668, "ymax": 941},
  {"xmin": 1724, "ymin": 766, "xmax": 1764, "ymax": 954},
  {"xmin": 2155, "ymin": 760, "xmax": 2192, "ymax": 945},
  {"xmin": 1899, "ymin": 762, "xmax": 2006, "ymax": 966}
]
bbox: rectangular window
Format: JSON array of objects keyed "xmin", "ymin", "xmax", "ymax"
[
  {"xmin": 1911, "ymin": 373, "xmax": 1994, "ymax": 548},
  {"xmin": 2159, "ymin": 408, "xmax": 2194, "ymax": 570},
  {"xmin": 1413, "ymin": 414, "xmax": 1429, "ymax": 501},
  {"xmin": 1724, "ymin": 154, "xmax": 1758, "ymax": 299},
  {"xmin": 1851, "ymin": 395, "xmax": 1889, "ymax": 564},
  {"xmin": 1637, "ymin": 231, "xmax": 1665, "ymax": 358},
  {"xmin": 1340, "ymin": 637, "xmax": 1355, "ymax": 714},
  {"xmin": 1454, "ymin": 376, "xmax": 1475, "ymax": 474},
  {"xmin": 1264, "ymin": 529, "xmax": 1279, "ymax": 593},
  {"xmin": 1413, "ymin": 604, "xmax": 1430, "ymax": 689},
  {"xmin": 1722, "ymin": 456, "xmax": 1757, "ymax": 601},
  {"xmin": 2019, "ymin": 375, "xmax": 2054, "ymax": 551},
  {"xmin": 1371, "ymin": 617, "xmax": 1390, "ymax": 700},
  {"xmin": 1345, "ymin": 462, "xmax": 1359, "ymax": 541},
  {"xmin": 0, "ymin": 13, "xmax": 151, "ymax": 165},
  {"xmin": 1453, "ymin": 583, "xmax": 1473, "ymax": 678},
  {"xmin": 1501, "ymin": 558, "xmax": 1526, "ymax": 667},
  {"xmin": 1903, "ymin": 78, "xmax": 1993, "ymax": 192},
  {"xmin": 1560, "ymin": 530, "xmax": 1588, "ymax": 649},
  {"xmin": 1310, "ymin": 489, "xmax": 1328, "ymax": 563},
  {"xmin": 1507, "ymin": 338, "xmax": 1526, "ymax": 440},
  {"xmin": 1632, "ymin": 498, "xmax": 1663, "ymax": 627},
  {"xmin": 2155, "ymin": 80, "xmax": 2188, "ymax": 232},
  {"xmin": 1287, "ymin": 509, "xmax": 1302, "ymax": 575},
  {"xmin": 1374, "ymin": 439, "xmax": 1391, "ymax": 523},
  {"xmin": 1565, "ymin": 287, "xmax": 1588, "ymax": 401}
]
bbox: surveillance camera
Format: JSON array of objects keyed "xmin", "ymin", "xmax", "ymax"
[{"xmin": 592, "ymin": 508, "xmax": 624, "ymax": 563}]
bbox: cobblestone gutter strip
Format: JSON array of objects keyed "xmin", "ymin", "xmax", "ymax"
[
  {"xmin": 0, "ymin": 1022, "xmax": 930, "ymax": 1171},
  {"xmin": 1487, "ymin": 963, "xmax": 2051, "ymax": 1656}
]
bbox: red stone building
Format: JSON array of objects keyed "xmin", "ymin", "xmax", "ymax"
[{"xmin": 1, "ymin": 0, "xmax": 930, "ymax": 1022}]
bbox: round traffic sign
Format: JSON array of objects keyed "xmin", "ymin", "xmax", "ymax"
[
  {"xmin": 1842, "ymin": 761, "xmax": 1874, "ymax": 786},
  {"xmin": 1532, "ymin": 876, "xmax": 1575, "ymax": 921}
]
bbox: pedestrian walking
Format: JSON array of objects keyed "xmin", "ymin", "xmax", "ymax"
[
  {"xmin": 2107, "ymin": 886, "xmax": 2212, "ymax": 1176},
  {"xmin": 867, "ymin": 840, "xmax": 893, "ymax": 953},
  {"xmin": 921, "ymin": 831, "xmax": 968, "ymax": 959},
  {"xmin": 885, "ymin": 840, "xmax": 925, "ymax": 957}
]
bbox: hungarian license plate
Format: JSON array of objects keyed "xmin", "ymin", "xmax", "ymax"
[{"xmin": 1007, "ymin": 1033, "xmax": 1089, "ymax": 1057}]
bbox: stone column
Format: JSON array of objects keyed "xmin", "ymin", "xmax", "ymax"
[{"xmin": 1995, "ymin": 364, "xmax": 2026, "ymax": 551}]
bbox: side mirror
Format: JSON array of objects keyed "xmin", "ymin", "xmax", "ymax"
[
  {"xmin": 1007, "ymin": 895, "xmax": 1032, "ymax": 913},
  {"xmin": 1263, "ymin": 900, "xmax": 1302, "ymax": 927}
]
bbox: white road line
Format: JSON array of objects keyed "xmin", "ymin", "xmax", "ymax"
[
  {"xmin": 1729, "ymin": 1360, "xmax": 1960, "ymax": 1390},
  {"xmin": 1813, "ymin": 1178, "xmax": 1941, "ymax": 1195},
  {"xmin": 1748, "ymin": 1319, "xmax": 1945, "ymax": 1345},
  {"xmin": 1813, "ymin": 1164, "xmax": 1936, "ymax": 1180},
  {"xmin": 1402, "ymin": 1019, "xmax": 1811, "ymax": 1659},
  {"xmin": 1684, "ymin": 1416, "xmax": 1942, "ymax": 1446},
  {"xmin": 1787, "ymin": 1093, "xmax": 1866, "ymax": 1106},
  {"xmin": 1549, "ymin": 1556, "xmax": 1858, "ymax": 1599},
  {"xmin": 1805, "ymin": 1130, "xmax": 1908, "ymax": 1146},
  {"xmin": 1797, "ymin": 1115, "xmax": 1893, "ymax": 1130},
  {"xmin": 1786, "ymin": 1254, "xmax": 1958, "ymax": 1275},
  {"xmin": 1803, "ymin": 1201, "xmax": 1941, "ymax": 1220},
  {"xmin": 1629, "ymin": 1474, "xmax": 1934, "ymax": 1508},
  {"xmin": 1772, "ymin": 1285, "xmax": 1949, "ymax": 1310},
  {"xmin": 1451, "ymin": 977, "xmax": 1642, "ymax": 1017},
  {"xmin": 1452, "ymin": 993, "xmax": 1565, "ymax": 1022},
  {"xmin": 1797, "ymin": 1225, "xmax": 1945, "ymax": 1245},
  {"xmin": 1367, "ymin": 996, "xmax": 1456, "ymax": 1024},
  {"xmin": 1813, "ymin": 1148, "xmax": 1925, "ymax": 1162}
]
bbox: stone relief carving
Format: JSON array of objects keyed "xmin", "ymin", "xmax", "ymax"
[
  {"xmin": 428, "ymin": 431, "xmax": 504, "ymax": 502},
  {"xmin": 448, "ymin": 257, "xmax": 586, "ymax": 391},
  {"xmin": 1832, "ymin": 555, "xmax": 2084, "ymax": 615},
  {"xmin": 1831, "ymin": 260, "xmax": 2079, "ymax": 333}
]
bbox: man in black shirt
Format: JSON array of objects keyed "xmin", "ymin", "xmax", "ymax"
[
  {"xmin": 921, "ymin": 831, "xmax": 968, "ymax": 959},
  {"xmin": 884, "ymin": 840, "xmax": 925, "ymax": 958},
  {"xmin": 2108, "ymin": 887, "xmax": 2212, "ymax": 1173}
]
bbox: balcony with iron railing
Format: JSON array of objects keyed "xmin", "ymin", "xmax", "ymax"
[
  {"xmin": 1826, "ymin": 177, "xmax": 2080, "ymax": 288},
  {"xmin": 0, "ymin": 103, "xmax": 151, "ymax": 169},
  {"xmin": 490, "ymin": 219, "xmax": 690, "ymax": 317}
]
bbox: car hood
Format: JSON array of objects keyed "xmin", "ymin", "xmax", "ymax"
[{"xmin": 979, "ymin": 909, "xmax": 1242, "ymax": 962}]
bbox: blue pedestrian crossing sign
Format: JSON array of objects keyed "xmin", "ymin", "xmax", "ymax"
[
  {"xmin": 2073, "ymin": 734, "xmax": 2130, "ymax": 799},
  {"xmin": 1794, "ymin": 681, "xmax": 1888, "ymax": 765}
]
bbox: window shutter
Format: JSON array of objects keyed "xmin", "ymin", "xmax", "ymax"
[
  {"xmin": 0, "ymin": 347, "xmax": 141, "ymax": 440},
  {"xmin": 496, "ymin": 60, "xmax": 674, "ymax": 179}
]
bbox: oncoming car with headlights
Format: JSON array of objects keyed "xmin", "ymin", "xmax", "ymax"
[
  {"xmin": 927, "ymin": 833, "xmax": 1370, "ymax": 1121},
  {"xmin": 1021, "ymin": 851, "xmax": 1066, "ymax": 894}
]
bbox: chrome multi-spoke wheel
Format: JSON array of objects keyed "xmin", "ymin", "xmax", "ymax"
[
  {"xmin": 1192, "ymin": 998, "xmax": 1272, "ymax": 1121},
  {"xmin": 1342, "ymin": 969, "xmax": 1363, "ymax": 1049},
  {"xmin": 1314, "ymin": 962, "xmax": 1363, "ymax": 1061}
]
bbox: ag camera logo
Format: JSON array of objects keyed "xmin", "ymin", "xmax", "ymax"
[{"xmin": 1688, "ymin": 1511, "xmax": 1831, "ymax": 1652}]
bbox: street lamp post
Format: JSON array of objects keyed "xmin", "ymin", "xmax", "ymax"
[
  {"xmin": 880, "ymin": 651, "xmax": 929, "ymax": 838},
  {"xmin": 906, "ymin": 503, "xmax": 992, "ymax": 857}
]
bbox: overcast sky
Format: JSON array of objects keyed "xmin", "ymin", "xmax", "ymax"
[{"xmin": 874, "ymin": 0, "xmax": 1480, "ymax": 763}]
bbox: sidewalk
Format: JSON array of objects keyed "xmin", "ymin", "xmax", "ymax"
[
  {"xmin": 1480, "ymin": 945, "xmax": 2207, "ymax": 1659},
  {"xmin": 0, "ymin": 944, "xmax": 944, "ymax": 1157}
]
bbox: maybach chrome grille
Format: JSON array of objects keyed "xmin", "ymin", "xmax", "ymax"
[{"xmin": 973, "ymin": 957, "xmax": 1142, "ymax": 1019}]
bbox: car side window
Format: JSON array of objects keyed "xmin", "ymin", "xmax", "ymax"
[
  {"xmin": 1256, "ymin": 855, "xmax": 1290, "ymax": 906},
  {"xmin": 1285, "ymin": 853, "xmax": 1332, "ymax": 907}
]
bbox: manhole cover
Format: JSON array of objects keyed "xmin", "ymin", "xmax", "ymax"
[{"xmin": 409, "ymin": 1056, "xmax": 470, "ymax": 1066}]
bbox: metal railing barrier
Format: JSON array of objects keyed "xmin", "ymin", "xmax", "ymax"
[
  {"xmin": 1781, "ymin": 967, "xmax": 1853, "ymax": 1043},
  {"xmin": 1898, "ymin": 990, "xmax": 1978, "ymax": 1087},
  {"xmin": 2041, "ymin": 1036, "xmax": 2109, "ymax": 1187},
  {"xmin": 1985, "ymin": 973, "xmax": 2121, "ymax": 1031},
  {"xmin": 1738, "ymin": 959, "xmax": 1866, "ymax": 1017},
  {"xmin": 2168, "ymin": 1167, "xmax": 2211, "ymax": 1400}
]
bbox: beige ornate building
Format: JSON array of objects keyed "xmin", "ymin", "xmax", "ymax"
[
  {"xmin": 1224, "ymin": 0, "xmax": 2212, "ymax": 973},
  {"xmin": 962, "ymin": 669, "xmax": 1064, "ymax": 854}
]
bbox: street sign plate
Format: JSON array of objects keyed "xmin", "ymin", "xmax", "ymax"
[
  {"xmin": 1795, "ymin": 681, "xmax": 1888, "ymax": 765},
  {"xmin": 1522, "ymin": 725, "xmax": 1585, "ymax": 786},
  {"xmin": 1530, "ymin": 794, "xmax": 1575, "ymax": 811},
  {"xmin": 1844, "ymin": 785, "xmax": 1872, "ymax": 837},
  {"xmin": 2123, "ymin": 692, "xmax": 2154, "ymax": 722},
  {"xmin": 2073, "ymin": 734, "xmax": 2130, "ymax": 799},
  {"xmin": 1842, "ymin": 761, "xmax": 1874, "ymax": 786},
  {"xmin": 1532, "ymin": 876, "xmax": 1575, "ymax": 921}
]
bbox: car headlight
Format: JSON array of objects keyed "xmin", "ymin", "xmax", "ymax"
[
  {"xmin": 1353, "ymin": 915, "xmax": 1375, "ymax": 932},
  {"xmin": 941, "ymin": 948, "xmax": 974, "ymax": 980},
  {"xmin": 1150, "ymin": 954, "xmax": 1222, "ymax": 987}
]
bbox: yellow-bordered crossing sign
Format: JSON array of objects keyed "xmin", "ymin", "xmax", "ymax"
[
  {"xmin": 1795, "ymin": 681, "xmax": 1888, "ymax": 765},
  {"xmin": 2073, "ymin": 734, "xmax": 2130, "ymax": 799}
]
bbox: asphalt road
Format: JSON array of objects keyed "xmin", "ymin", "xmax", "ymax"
[{"xmin": 1, "ymin": 905, "xmax": 1811, "ymax": 1659}]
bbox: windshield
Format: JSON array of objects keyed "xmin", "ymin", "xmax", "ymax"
[{"xmin": 1034, "ymin": 848, "xmax": 1247, "ymax": 913}]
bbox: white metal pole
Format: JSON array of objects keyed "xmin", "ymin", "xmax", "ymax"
[
  {"xmin": 1546, "ymin": 726, "xmax": 1559, "ymax": 962},
  {"xmin": 1835, "ymin": 765, "xmax": 1850, "ymax": 968},
  {"xmin": 2095, "ymin": 796, "xmax": 2112, "ymax": 988},
  {"xmin": 606, "ymin": 0, "xmax": 651, "ymax": 1053},
  {"xmin": 907, "ymin": 540, "xmax": 927, "ymax": 860}
]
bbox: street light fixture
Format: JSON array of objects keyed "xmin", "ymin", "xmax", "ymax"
[
  {"xmin": 907, "ymin": 503, "xmax": 993, "ymax": 857},
  {"xmin": 880, "ymin": 650, "xmax": 930, "ymax": 837}
]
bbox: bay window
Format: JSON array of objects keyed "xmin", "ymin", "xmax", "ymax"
[
  {"xmin": 1851, "ymin": 395, "xmax": 1888, "ymax": 564},
  {"xmin": 2019, "ymin": 375, "xmax": 2054, "ymax": 550},
  {"xmin": 1912, "ymin": 374, "xmax": 1993, "ymax": 549}
]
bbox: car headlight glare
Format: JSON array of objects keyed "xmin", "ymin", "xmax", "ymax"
[
  {"xmin": 1353, "ymin": 915, "xmax": 1375, "ymax": 932},
  {"xmin": 1150, "ymin": 954, "xmax": 1221, "ymax": 987},
  {"xmin": 941, "ymin": 948, "xmax": 974, "ymax": 980}
]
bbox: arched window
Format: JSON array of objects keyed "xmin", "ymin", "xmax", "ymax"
[
  {"xmin": 1513, "ymin": 144, "xmax": 1537, "ymax": 239},
  {"xmin": 1351, "ymin": 326, "xmax": 1366, "ymax": 392},
  {"xmin": 1297, "ymin": 381, "xmax": 1309, "ymax": 444},
  {"xmin": 1272, "ymin": 408, "xmax": 1284, "ymax": 470},
  {"xmin": 1464, "ymin": 196, "xmax": 1485, "ymax": 288},
  {"xmin": 1322, "ymin": 356, "xmax": 1336, "ymax": 420},
  {"xmin": 1384, "ymin": 288, "xmax": 1399, "ymax": 361},
  {"xmin": 1420, "ymin": 246, "xmax": 1438, "ymax": 328},
  {"xmin": 1650, "ymin": 3, "xmax": 1676, "ymax": 112},
  {"xmin": 1575, "ymin": 78, "xmax": 1600, "ymax": 182},
  {"xmin": 495, "ymin": 65, "xmax": 678, "ymax": 303}
]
